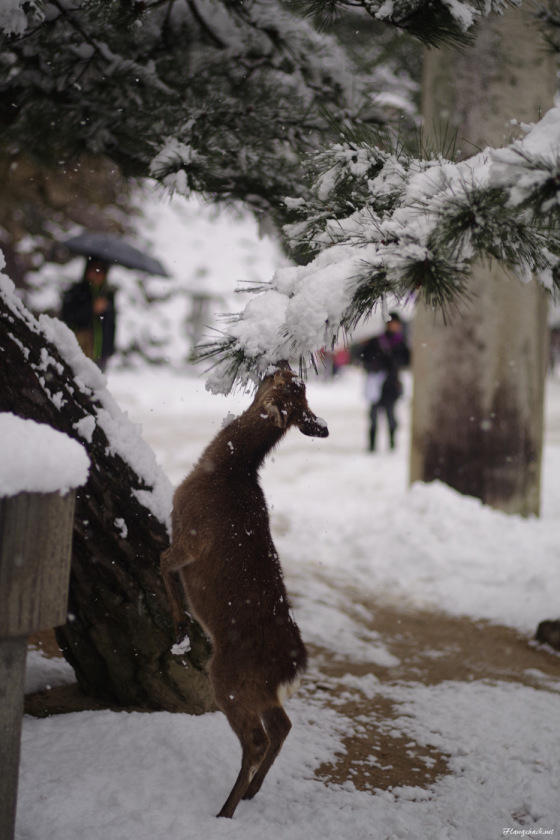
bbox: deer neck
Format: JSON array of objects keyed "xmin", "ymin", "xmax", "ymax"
[{"xmin": 201, "ymin": 403, "xmax": 285, "ymax": 477}]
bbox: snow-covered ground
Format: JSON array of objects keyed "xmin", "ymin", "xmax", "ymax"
[{"xmin": 17, "ymin": 362, "xmax": 560, "ymax": 840}]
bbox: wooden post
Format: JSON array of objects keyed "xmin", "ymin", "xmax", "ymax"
[{"xmin": 0, "ymin": 490, "xmax": 76, "ymax": 840}]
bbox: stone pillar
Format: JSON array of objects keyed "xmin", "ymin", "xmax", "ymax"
[{"xmin": 412, "ymin": 5, "xmax": 555, "ymax": 515}]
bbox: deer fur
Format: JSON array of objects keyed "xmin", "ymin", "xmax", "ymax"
[{"xmin": 160, "ymin": 367, "xmax": 328, "ymax": 818}]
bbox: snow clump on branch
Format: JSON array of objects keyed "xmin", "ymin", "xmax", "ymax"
[{"xmin": 0, "ymin": 0, "xmax": 42, "ymax": 36}]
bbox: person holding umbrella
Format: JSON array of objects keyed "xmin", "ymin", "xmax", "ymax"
[
  {"xmin": 59, "ymin": 230, "xmax": 169, "ymax": 369},
  {"xmin": 61, "ymin": 257, "xmax": 116, "ymax": 371}
]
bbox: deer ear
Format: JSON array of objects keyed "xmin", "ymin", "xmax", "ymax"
[{"xmin": 263, "ymin": 398, "xmax": 287, "ymax": 429}]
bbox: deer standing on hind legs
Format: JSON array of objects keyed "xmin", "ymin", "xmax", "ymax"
[{"xmin": 160, "ymin": 365, "xmax": 328, "ymax": 818}]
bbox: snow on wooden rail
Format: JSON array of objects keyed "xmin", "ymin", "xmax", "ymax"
[{"xmin": 0, "ymin": 416, "xmax": 89, "ymax": 840}]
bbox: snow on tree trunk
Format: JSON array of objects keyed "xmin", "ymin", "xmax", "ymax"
[
  {"xmin": 411, "ymin": 5, "xmax": 555, "ymax": 516},
  {"xmin": 0, "ymin": 278, "xmax": 214, "ymax": 713}
]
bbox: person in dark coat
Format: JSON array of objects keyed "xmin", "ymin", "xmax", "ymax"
[
  {"xmin": 61, "ymin": 258, "xmax": 116, "ymax": 371},
  {"xmin": 357, "ymin": 312, "xmax": 410, "ymax": 451}
]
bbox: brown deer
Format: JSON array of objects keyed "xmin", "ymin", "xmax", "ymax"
[{"xmin": 160, "ymin": 366, "xmax": 328, "ymax": 818}]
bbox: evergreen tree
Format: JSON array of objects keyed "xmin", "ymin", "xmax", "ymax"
[
  {"xmin": 3, "ymin": 1, "xmax": 558, "ymax": 283},
  {"xmin": 0, "ymin": 0, "xmax": 419, "ymax": 231}
]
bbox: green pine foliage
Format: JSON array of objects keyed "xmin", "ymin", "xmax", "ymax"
[
  {"xmin": 200, "ymin": 123, "xmax": 560, "ymax": 390},
  {"xmin": 0, "ymin": 0, "xmax": 418, "ymax": 229},
  {"xmin": 290, "ymin": 0, "xmax": 519, "ymax": 47}
]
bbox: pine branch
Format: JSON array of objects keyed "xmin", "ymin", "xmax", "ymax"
[
  {"xmin": 532, "ymin": 0, "xmax": 560, "ymax": 53},
  {"xmin": 186, "ymin": 0, "xmax": 227, "ymax": 48},
  {"xmin": 198, "ymin": 112, "xmax": 560, "ymax": 393},
  {"xmin": 290, "ymin": 0, "xmax": 520, "ymax": 48},
  {"xmin": 0, "ymin": 0, "xmax": 416, "ymax": 216}
]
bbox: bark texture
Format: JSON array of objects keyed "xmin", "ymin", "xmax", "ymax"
[
  {"xmin": 0, "ymin": 293, "xmax": 214, "ymax": 712},
  {"xmin": 412, "ymin": 5, "xmax": 555, "ymax": 515}
]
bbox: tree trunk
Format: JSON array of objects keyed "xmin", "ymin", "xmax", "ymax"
[
  {"xmin": 0, "ymin": 288, "xmax": 214, "ymax": 713},
  {"xmin": 411, "ymin": 5, "xmax": 555, "ymax": 516}
]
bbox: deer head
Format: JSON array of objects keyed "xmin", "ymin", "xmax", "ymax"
[{"xmin": 257, "ymin": 365, "xmax": 329, "ymax": 438}]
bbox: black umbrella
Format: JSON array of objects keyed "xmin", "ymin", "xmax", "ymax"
[{"xmin": 63, "ymin": 231, "xmax": 170, "ymax": 277}]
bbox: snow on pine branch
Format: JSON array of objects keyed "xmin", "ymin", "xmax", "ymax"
[
  {"xmin": 0, "ymin": 0, "xmax": 43, "ymax": 36},
  {"xmin": 489, "ymin": 108, "xmax": 560, "ymax": 216},
  {"xmin": 297, "ymin": 0, "xmax": 521, "ymax": 47},
  {"xmin": 201, "ymin": 107, "xmax": 560, "ymax": 394}
]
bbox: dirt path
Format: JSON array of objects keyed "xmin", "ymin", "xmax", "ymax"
[{"xmin": 300, "ymin": 589, "xmax": 560, "ymax": 793}]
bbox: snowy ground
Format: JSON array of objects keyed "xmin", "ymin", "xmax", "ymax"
[{"xmin": 17, "ymin": 363, "xmax": 560, "ymax": 840}]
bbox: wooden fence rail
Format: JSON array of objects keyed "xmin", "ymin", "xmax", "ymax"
[{"xmin": 0, "ymin": 490, "xmax": 76, "ymax": 840}]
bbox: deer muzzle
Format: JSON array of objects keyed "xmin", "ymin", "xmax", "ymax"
[{"xmin": 298, "ymin": 409, "xmax": 329, "ymax": 438}]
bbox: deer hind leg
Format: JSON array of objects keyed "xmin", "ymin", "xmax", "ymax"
[
  {"xmin": 160, "ymin": 549, "xmax": 190, "ymax": 641},
  {"xmin": 216, "ymin": 705, "xmax": 270, "ymax": 818},
  {"xmin": 242, "ymin": 705, "xmax": 292, "ymax": 802}
]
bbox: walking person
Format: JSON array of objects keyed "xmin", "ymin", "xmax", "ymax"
[
  {"xmin": 357, "ymin": 313, "xmax": 410, "ymax": 451},
  {"xmin": 61, "ymin": 258, "xmax": 117, "ymax": 371}
]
